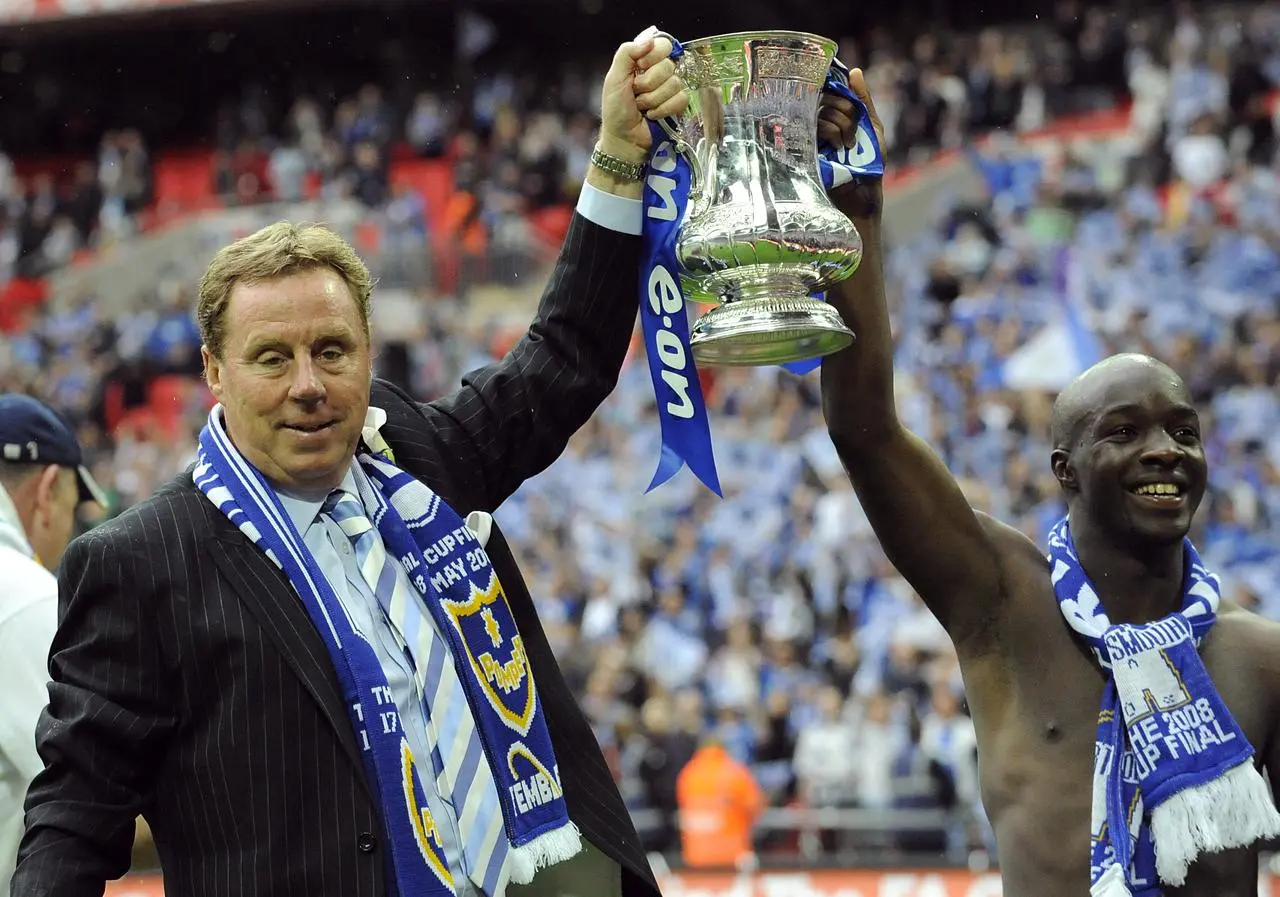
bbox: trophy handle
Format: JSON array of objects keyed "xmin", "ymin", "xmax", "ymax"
[
  {"xmin": 655, "ymin": 116, "xmax": 702, "ymax": 189},
  {"xmin": 651, "ymin": 30, "xmax": 703, "ymax": 189}
]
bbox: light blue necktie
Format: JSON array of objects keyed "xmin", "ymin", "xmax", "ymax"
[{"xmin": 323, "ymin": 489, "xmax": 509, "ymax": 894}]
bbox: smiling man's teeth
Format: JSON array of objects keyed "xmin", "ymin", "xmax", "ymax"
[{"xmin": 1135, "ymin": 483, "xmax": 1180, "ymax": 496}]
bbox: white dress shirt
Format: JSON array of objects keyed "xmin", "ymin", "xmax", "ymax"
[
  {"xmin": 575, "ymin": 181, "xmax": 642, "ymax": 236},
  {"xmin": 279, "ymin": 469, "xmax": 484, "ymax": 896}
]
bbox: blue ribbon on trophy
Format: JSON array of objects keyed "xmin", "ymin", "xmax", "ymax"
[
  {"xmin": 637, "ymin": 39, "xmax": 885, "ymax": 494},
  {"xmin": 639, "ymin": 36, "xmax": 723, "ymax": 496}
]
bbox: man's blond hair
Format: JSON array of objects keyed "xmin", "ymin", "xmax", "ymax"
[{"xmin": 197, "ymin": 222, "xmax": 374, "ymax": 359}]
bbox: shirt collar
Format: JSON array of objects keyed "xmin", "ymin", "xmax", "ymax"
[
  {"xmin": 0, "ymin": 481, "xmax": 34, "ymax": 559},
  {"xmin": 275, "ymin": 465, "xmax": 361, "ymax": 535}
]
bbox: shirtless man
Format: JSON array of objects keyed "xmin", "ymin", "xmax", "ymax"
[{"xmin": 817, "ymin": 75, "xmax": 1280, "ymax": 896}]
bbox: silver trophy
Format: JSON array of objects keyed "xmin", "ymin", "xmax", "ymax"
[{"xmin": 661, "ymin": 31, "xmax": 863, "ymax": 366}]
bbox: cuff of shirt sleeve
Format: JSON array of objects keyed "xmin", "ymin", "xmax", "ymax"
[{"xmin": 576, "ymin": 182, "xmax": 643, "ymax": 236}]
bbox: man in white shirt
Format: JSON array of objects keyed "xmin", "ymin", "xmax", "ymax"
[{"xmin": 0, "ymin": 393, "xmax": 108, "ymax": 895}]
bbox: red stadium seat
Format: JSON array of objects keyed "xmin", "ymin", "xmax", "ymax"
[{"xmin": 391, "ymin": 158, "xmax": 454, "ymax": 233}]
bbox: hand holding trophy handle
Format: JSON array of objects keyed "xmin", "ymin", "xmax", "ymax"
[
  {"xmin": 648, "ymin": 31, "xmax": 703, "ymax": 188},
  {"xmin": 595, "ymin": 25, "xmax": 687, "ymax": 168},
  {"xmin": 817, "ymin": 64, "xmax": 888, "ymax": 222}
]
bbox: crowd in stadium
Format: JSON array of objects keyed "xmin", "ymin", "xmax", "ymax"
[{"xmin": 0, "ymin": 0, "xmax": 1277, "ymax": 862}]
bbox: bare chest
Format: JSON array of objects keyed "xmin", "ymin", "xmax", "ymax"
[
  {"xmin": 957, "ymin": 576, "xmax": 1278, "ymax": 893},
  {"xmin": 981, "ymin": 585, "xmax": 1274, "ymax": 760}
]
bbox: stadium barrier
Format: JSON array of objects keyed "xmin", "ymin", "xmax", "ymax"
[{"xmin": 104, "ymin": 867, "xmax": 1280, "ymax": 897}]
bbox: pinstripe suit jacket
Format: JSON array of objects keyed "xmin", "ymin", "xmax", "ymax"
[{"xmin": 12, "ymin": 213, "xmax": 660, "ymax": 897}]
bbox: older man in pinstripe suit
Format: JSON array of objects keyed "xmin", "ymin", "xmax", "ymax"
[{"xmin": 12, "ymin": 28, "xmax": 684, "ymax": 897}]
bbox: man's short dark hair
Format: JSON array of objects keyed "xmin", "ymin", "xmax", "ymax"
[{"xmin": 0, "ymin": 460, "xmax": 45, "ymax": 492}]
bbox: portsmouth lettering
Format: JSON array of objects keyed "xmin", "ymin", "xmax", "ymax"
[
  {"xmin": 480, "ymin": 635, "xmax": 527, "ymax": 695},
  {"xmin": 1104, "ymin": 617, "xmax": 1192, "ymax": 661}
]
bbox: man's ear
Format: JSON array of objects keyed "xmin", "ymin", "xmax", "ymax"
[
  {"xmin": 1051, "ymin": 448, "xmax": 1077, "ymax": 492},
  {"xmin": 202, "ymin": 345, "xmax": 223, "ymax": 400},
  {"xmin": 32, "ymin": 464, "xmax": 62, "ymax": 522}
]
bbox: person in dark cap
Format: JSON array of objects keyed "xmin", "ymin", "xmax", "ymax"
[{"xmin": 0, "ymin": 393, "xmax": 107, "ymax": 894}]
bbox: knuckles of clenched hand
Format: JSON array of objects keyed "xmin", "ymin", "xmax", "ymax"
[
  {"xmin": 817, "ymin": 77, "xmax": 884, "ymax": 220},
  {"xmin": 597, "ymin": 27, "xmax": 689, "ymax": 157},
  {"xmin": 817, "ymin": 95, "xmax": 857, "ymax": 148}
]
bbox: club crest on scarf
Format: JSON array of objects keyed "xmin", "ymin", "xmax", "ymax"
[
  {"xmin": 442, "ymin": 571, "xmax": 536, "ymax": 736},
  {"xmin": 401, "ymin": 740, "xmax": 456, "ymax": 892}
]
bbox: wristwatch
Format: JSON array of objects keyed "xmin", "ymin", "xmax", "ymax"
[{"xmin": 590, "ymin": 146, "xmax": 647, "ymax": 182}]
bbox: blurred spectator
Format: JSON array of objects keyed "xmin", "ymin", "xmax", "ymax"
[
  {"xmin": 792, "ymin": 685, "xmax": 859, "ymax": 808},
  {"xmin": 0, "ymin": 394, "xmax": 108, "ymax": 894},
  {"xmin": 635, "ymin": 693, "xmax": 696, "ymax": 852},
  {"xmin": 407, "ymin": 92, "xmax": 449, "ymax": 159},
  {"xmin": 675, "ymin": 732, "xmax": 765, "ymax": 869},
  {"xmin": 851, "ymin": 692, "xmax": 907, "ymax": 811},
  {"xmin": 919, "ymin": 685, "xmax": 980, "ymax": 855},
  {"xmin": 1173, "ymin": 112, "xmax": 1230, "ymax": 187}
]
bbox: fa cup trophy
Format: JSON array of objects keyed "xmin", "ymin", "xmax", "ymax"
[{"xmin": 660, "ymin": 31, "xmax": 863, "ymax": 366}]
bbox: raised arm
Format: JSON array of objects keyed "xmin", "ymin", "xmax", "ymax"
[
  {"xmin": 818, "ymin": 71, "xmax": 1004, "ymax": 648},
  {"xmin": 12, "ymin": 529, "xmax": 176, "ymax": 897},
  {"xmin": 412, "ymin": 29, "xmax": 686, "ymax": 512}
]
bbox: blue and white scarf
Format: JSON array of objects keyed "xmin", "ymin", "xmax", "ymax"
[
  {"xmin": 639, "ymin": 44, "xmax": 884, "ymax": 495},
  {"xmin": 1048, "ymin": 517, "xmax": 1280, "ymax": 895},
  {"xmin": 194, "ymin": 406, "xmax": 578, "ymax": 897}
]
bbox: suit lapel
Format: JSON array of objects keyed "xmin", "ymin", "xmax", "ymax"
[{"xmin": 198, "ymin": 500, "xmax": 373, "ymax": 800}]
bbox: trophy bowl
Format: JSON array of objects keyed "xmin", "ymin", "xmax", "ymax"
[{"xmin": 666, "ymin": 30, "xmax": 863, "ymax": 366}]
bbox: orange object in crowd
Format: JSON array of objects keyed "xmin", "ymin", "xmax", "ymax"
[{"xmin": 675, "ymin": 742, "xmax": 765, "ymax": 869}]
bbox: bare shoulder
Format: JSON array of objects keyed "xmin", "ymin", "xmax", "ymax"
[
  {"xmin": 1213, "ymin": 602, "xmax": 1280, "ymax": 656},
  {"xmin": 975, "ymin": 510, "xmax": 1050, "ymax": 573},
  {"xmin": 1210, "ymin": 603, "xmax": 1280, "ymax": 702},
  {"xmin": 1205, "ymin": 603, "xmax": 1280, "ymax": 736},
  {"xmin": 1215, "ymin": 601, "xmax": 1280, "ymax": 640}
]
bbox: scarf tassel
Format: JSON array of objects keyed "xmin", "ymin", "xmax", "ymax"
[
  {"xmin": 1091, "ymin": 863, "xmax": 1132, "ymax": 897},
  {"xmin": 508, "ymin": 822, "xmax": 583, "ymax": 884},
  {"xmin": 1151, "ymin": 759, "xmax": 1280, "ymax": 886}
]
